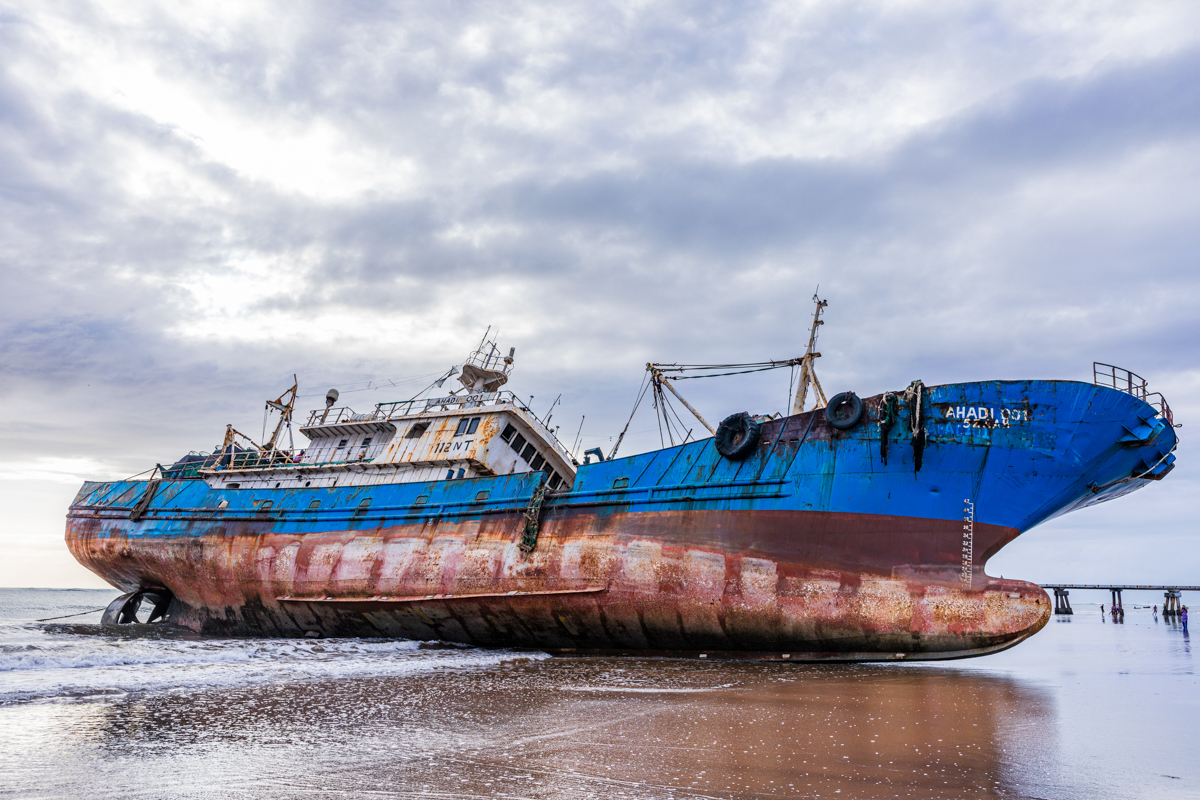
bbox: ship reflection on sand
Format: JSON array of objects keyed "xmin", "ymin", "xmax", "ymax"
[{"xmin": 11, "ymin": 660, "xmax": 1053, "ymax": 799}]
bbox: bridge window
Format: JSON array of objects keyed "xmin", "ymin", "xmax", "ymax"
[
  {"xmin": 500, "ymin": 424, "xmax": 517, "ymax": 442},
  {"xmin": 530, "ymin": 453, "xmax": 545, "ymax": 470},
  {"xmin": 454, "ymin": 418, "xmax": 470, "ymax": 436},
  {"xmin": 467, "ymin": 417, "xmax": 480, "ymax": 434},
  {"xmin": 338, "ymin": 439, "xmax": 348, "ymax": 448},
  {"xmin": 511, "ymin": 433, "xmax": 527, "ymax": 453},
  {"xmin": 405, "ymin": 423, "xmax": 429, "ymax": 439},
  {"xmin": 362, "ymin": 437, "xmax": 372, "ymax": 448},
  {"xmin": 521, "ymin": 443, "xmax": 537, "ymax": 462},
  {"xmin": 549, "ymin": 474, "xmax": 562, "ymax": 490}
]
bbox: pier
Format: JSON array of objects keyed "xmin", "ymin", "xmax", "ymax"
[{"xmin": 1041, "ymin": 585, "xmax": 1197, "ymax": 618}]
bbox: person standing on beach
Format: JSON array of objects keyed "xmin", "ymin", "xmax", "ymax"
[{"xmin": 1183, "ymin": 606, "xmax": 1189, "ymax": 631}]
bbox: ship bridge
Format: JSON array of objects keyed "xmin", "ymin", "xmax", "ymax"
[{"xmin": 195, "ymin": 336, "xmax": 577, "ymax": 493}]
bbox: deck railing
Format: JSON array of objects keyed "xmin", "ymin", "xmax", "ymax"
[
  {"xmin": 303, "ymin": 390, "xmax": 521, "ymax": 428},
  {"xmin": 1093, "ymin": 362, "xmax": 1174, "ymax": 425},
  {"xmin": 163, "ymin": 448, "xmax": 313, "ymax": 478}
]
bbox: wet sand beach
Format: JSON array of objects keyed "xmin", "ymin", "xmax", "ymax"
[{"xmin": 0, "ymin": 591, "xmax": 1195, "ymax": 799}]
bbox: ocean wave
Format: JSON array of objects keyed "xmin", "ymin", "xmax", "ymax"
[{"xmin": 0, "ymin": 629, "xmax": 543, "ymax": 705}]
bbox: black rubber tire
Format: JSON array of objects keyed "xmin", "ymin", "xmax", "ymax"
[
  {"xmin": 825, "ymin": 392, "xmax": 864, "ymax": 430},
  {"xmin": 714, "ymin": 412, "xmax": 762, "ymax": 460},
  {"xmin": 825, "ymin": 391, "xmax": 864, "ymax": 429}
]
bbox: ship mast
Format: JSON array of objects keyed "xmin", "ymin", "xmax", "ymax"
[{"xmin": 791, "ymin": 293, "xmax": 828, "ymax": 416}]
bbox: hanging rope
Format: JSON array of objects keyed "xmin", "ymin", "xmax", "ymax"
[
  {"xmin": 878, "ymin": 392, "xmax": 899, "ymax": 465},
  {"xmin": 903, "ymin": 381, "xmax": 926, "ymax": 472}
]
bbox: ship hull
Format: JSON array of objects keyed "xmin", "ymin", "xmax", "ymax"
[
  {"xmin": 65, "ymin": 379, "xmax": 1176, "ymax": 660},
  {"xmin": 67, "ymin": 508, "xmax": 1047, "ymax": 659}
]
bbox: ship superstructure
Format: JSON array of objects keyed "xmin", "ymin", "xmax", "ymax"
[{"xmin": 174, "ymin": 335, "xmax": 576, "ymax": 494}]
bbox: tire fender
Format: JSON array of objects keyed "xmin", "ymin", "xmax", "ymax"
[
  {"xmin": 825, "ymin": 392, "xmax": 864, "ymax": 430},
  {"xmin": 714, "ymin": 412, "xmax": 762, "ymax": 460}
]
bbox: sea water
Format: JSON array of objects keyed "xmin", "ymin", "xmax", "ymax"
[{"xmin": 0, "ymin": 589, "xmax": 1195, "ymax": 799}]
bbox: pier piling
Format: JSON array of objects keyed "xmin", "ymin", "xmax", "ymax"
[
  {"xmin": 1041, "ymin": 585, "xmax": 1193, "ymax": 621},
  {"xmin": 1053, "ymin": 588, "xmax": 1074, "ymax": 615},
  {"xmin": 1164, "ymin": 590, "xmax": 1182, "ymax": 618}
]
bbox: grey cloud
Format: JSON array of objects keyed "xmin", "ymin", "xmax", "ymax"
[{"xmin": 1, "ymin": 0, "xmax": 1197, "ymax": 585}]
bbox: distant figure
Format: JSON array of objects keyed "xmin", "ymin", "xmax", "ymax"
[
  {"xmin": 1183, "ymin": 607, "xmax": 1189, "ymax": 631},
  {"xmin": 1100, "ymin": 604, "xmax": 1104, "ymax": 615}
]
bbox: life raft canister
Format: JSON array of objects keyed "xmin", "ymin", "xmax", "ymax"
[
  {"xmin": 825, "ymin": 391, "xmax": 864, "ymax": 430},
  {"xmin": 715, "ymin": 411, "xmax": 762, "ymax": 460}
]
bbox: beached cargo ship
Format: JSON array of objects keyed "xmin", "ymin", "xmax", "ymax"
[{"xmin": 65, "ymin": 322, "xmax": 1178, "ymax": 661}]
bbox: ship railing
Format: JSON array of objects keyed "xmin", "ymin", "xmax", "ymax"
[
  {"xmin": 378, "ymin": 390, "xmax": 515, "ymax": 418},
  {"xmin": 302, "ymin": 390, "xmax": 575, "ymax": 462},
  {"xmin": 1093, "ymin": 362, "xmax": 1174, "ymax": 425},
  {"xmin": 165, "ymin": 447, "xmax": 309, "ymax": 478},
  {"xmin": 302, "ymin": 407, "xmax": 375, "ymax": 427},
  {"xmin": 1146, "ymin": 393, "xmax": 1174, "ymax": 426},
  {"xmin": 303, "ymin": 391, "xmax": 524, "ymax": 428}
]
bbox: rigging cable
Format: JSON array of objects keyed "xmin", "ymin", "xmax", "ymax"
[
  {"xmin": 669, "ymin": 364, "xmax": 797, "ymax": 379},
  {"xmin": 608, "ymin": 373, "xmax": 652, "ymax": 462}
]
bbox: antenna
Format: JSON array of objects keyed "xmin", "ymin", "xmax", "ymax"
[
  {"xmin": 570, "ymin": 415, "xmax": 585, "ymax": 456},
  {"xmin": 544, "ymin": 393, "xmax": 562, "ymax": 426}
]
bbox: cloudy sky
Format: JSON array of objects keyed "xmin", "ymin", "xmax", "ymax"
[{"xmin": 2, "ymin": 0, "xmax": 1197, "ymax": 591}]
